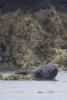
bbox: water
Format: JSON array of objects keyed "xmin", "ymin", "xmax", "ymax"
[{"xmin": 0, "ymin": 72, "xmax": 67, "ymax": 100}]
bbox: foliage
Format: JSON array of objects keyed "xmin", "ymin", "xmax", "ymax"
[{"xmin": 0, "ymin": 8, "xmax": 67, "ymax": 71}]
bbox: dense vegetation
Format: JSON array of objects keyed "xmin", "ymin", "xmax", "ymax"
[{"xmin": 0, "ymin": 0, "xmax": 67, "ymax": 71}]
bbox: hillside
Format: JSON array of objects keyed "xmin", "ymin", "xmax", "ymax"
[{"xmin": 0, "ymin": 0, "xmax": 67, "ymax": 71}]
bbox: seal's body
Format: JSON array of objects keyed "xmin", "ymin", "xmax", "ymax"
[{"xmin": 15, "ymin": 64, "xmax": 59, "ymax": 80}]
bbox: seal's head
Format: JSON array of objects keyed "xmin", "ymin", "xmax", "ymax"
[{"xmin": 52, "ymin": 64, "xmax": 59, "ymax": 70}]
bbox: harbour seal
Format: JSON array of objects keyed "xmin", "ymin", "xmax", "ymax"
[{"xmin": 15, "ymin": 64, "xmax": 59, "ymax": 80}]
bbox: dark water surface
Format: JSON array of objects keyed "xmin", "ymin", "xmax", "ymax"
[{"xmin": 0, "ymin": 72, "xmax": 67, "ymax": 100}]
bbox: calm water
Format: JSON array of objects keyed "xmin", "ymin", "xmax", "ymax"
[{"xmin": 0, "ymin": 72, "xmax": 67, "ymax": 100}]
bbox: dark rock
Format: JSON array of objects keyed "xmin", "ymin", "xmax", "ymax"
[
  {"xmin": 15, "ymin": 64, "xmax": 59, "ymax": 80},
  {"xmin": 0, "ymin": 43, "xmax": 6, "ymax": 52}
]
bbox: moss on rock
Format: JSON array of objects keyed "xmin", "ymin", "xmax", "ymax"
[
  {"xmin": 2, "ymin": 73, "xmax": 35, "ymax": 80},
  {"xmin": 0, "ymin": 75, "xmax": 3, "ymax": 80}
]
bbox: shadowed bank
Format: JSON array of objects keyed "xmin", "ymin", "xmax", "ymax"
[{"xmin": 0, "ymin": 0, "xmax": 67, "ymax": 13}]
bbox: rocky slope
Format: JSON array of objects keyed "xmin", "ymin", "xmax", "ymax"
[{"xmin": 0, "ymin": 0, "xmax": 67, "ymax": 71}]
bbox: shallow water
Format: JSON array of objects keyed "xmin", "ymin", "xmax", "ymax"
[{"xmin": 0, "ymin": 72, "xmax": 67, "ymax": 100}]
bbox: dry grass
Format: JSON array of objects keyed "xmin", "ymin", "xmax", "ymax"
[{"xmin": 50, "ymin": 50, "xmax": 67, "ymax": 65}]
